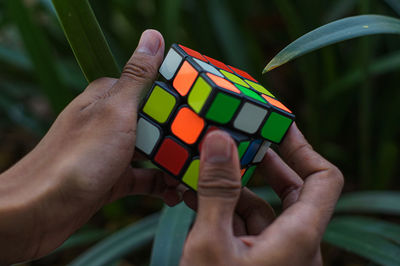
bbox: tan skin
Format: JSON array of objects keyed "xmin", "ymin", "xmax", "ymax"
[{"xmin": 0, "ymin": 30, "xmax": 343, "ymax": 265}]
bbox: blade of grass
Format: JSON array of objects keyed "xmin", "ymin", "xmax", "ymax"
[
  {"xmin": 335, "ymin": 191, "xmax": 400, "ymax": 215},
  {"xmin": 150, "ymin": 203, "xmax": 194, "ymax": 266},
  {"xmin": 206, "ymin": 0, "xmax": 250, "ymax": 68},
  {"xmin": 384, "ymin": 0, "xmax": 400, "ymax": 16},
  {"xmin": 51, "ymin": 0, "xmax": 120, "ymax": 82},
  {"xmin": 329, "ymin": 216, "xmax": 400, "ymax": 244},
  {"xmin": 263, "ymin": 15, "xmax": 400, "ymax": 73},
  {"xmin": 324, "ymin": 217, "xmax": 400, "ymax": 265},
  {"xmin": 0, "ymin": 45, "xmax": 32, "ymax": 71},
  {"xmin": 159, "ymin": 0, "xmax": 182, "ymax": 47},
  {"xmin": 322, "ymin": 50, "xmax": 400, "ymax": 101},
  {"xmin": 324, "ymin": 0, "xmax": 357, "ymax": 22},
  {"xmin": 251, "ymin": 186, "xmax": 281, "ymax": 206},
  {"xmin": 7, "ymin": 0, "xmax": 73, "ymax": 112},
  {"xmin": 54, "ymin": 228, "xmax": 109, "ymax": 253},
  {"xmin": 68, "ymin": 213, "xmax": 160, "ymax": 266},
  {"xmin": 0, "ymin": 90, "xmax": 46, "ymax": 136}
]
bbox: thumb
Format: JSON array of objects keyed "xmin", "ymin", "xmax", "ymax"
[
  {"xmin": 195, "ymin": 130, "xmax": 242, "ymax": 235},
  {"xmin": 110, "ymin": 29, "xmax": 165, "ymax": 102}
]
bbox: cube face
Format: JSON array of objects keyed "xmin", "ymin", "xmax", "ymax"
[
  {"xmin": 171, "ymin": 106, "xmax": 205, "ymax": 145},
  {"xmin": 137, "ymin": 44, "xmax": 295, "ymax": 191},
  {"xmin": 142, "ymin": 82, "xmax": 178, "ymax": 124}
]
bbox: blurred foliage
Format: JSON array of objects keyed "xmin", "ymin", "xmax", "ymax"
[{"xmin": 1, "ymin": 0, "xmax": 399, "ymax": 265}]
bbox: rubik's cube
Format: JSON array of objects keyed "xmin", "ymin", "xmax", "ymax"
[{"xmin": 135, "ymin": 44, "xmax": 295, "ymax": 191}]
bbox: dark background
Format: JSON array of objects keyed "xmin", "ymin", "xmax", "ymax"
[{"xmin": 1, "ymin": 0, "xmax": 399, "ymax": 265}]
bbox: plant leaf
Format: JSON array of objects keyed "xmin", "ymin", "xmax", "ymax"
[
  {"xmin": 7, "ymin": 0, "xmax": 74, "ymax": 112},
  {"xmin": 51, "ymin": 0, "xmax": 120, "ymax": 82},
  {"xmin": 252, "ymin": 186, "xmax": 281, "ymax": 206},
  {"xmin": 54, "ymin": 228, "xmax": 109, "ymax": 253},
  {"xmin": 68, "ymin": 213, "xmax": 159, "ymax": 266},
  {"xmin": 335, "ymin": 191, "xmax": 400, "ymax": 215},
  {"xmin": 324, "ymin": 216, "xmax": 400, "ymax": 265},
  {"xmin": 322, "ymin": 50, "xmax": 400, "ymax": 101},
  {"xmin": 384, "ymin": 0, "xmax": 400, "ymax": 16},
  {"xmin": 150, "ymin": 203, "xmax": 194, "ymax": 266},
  {"xmin": 206, "ymin": 0, "xmax": 250, "ymax": 68},
  {"xmin": 329, "ymin": 216, "xmax": 400, "ymax": 244},
  {"xmin": 263, "ymin": 15, "xmax": 400, "ymax": 73}
]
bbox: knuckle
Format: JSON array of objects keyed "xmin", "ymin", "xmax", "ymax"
[
  {"xmin": 121, "ymin": 60, "xmax": 156, "ymax": 82},
  {"xmin": 86, "ymin": 77, "xmax": 117, "ymax": 93},
  {"xmin": 327, "ymin": 165, "xmax": 344, "ymax": 189},
  {"xmin": 198, "ymin": 167, "xmax": 241, "ymax": 198}
]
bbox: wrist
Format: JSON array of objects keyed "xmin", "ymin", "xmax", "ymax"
[{"xmin": 0, "ymin": 152, "xmax": 82, "ymax": 263}]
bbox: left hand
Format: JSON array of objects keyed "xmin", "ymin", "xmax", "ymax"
[{"xmin": 0, "ymin": 30, "xmax": 183, "ymax": 264}]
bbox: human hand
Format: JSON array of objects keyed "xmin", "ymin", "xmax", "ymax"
[
  {"xmin": 180, "ymin": 124, "xmax": 344, "ymax": 266},
  {"xmin": 0, "ymin": 30, "xmax": 183, "ymax": 264}
]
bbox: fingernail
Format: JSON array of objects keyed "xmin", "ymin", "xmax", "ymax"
[
  {"xmin": 136, "ymin": 30, "xmax": 161, "ymax": 56},
  {"xmin": 204, "ymin": 131, "xmax": 232, "ymax": 163}
]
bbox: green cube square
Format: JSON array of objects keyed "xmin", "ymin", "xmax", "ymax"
[
  {"xmin": 261, "ymin": 112, "xmax": 292, "ymax": 143},
  {"xmin": 235, "ymin": 84, "xmax": 267, "ymax": 104},
  {"xmin": 242, "ymin": 165, "xmax": 256, "ymax": 186},
  {"xmin": 188, "ymin": 77, "xmax": 212, "ymax": 113},
  {"xmin": 142, "ymin": 84, "xmax": 177, "ymax": 123},
  {"xmin": 205, "ymin": 93, "xmax": 241, "ymax": 124}
]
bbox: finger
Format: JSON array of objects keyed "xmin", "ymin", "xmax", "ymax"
[
  {"xmin": 108, "ymin": 29, "xmax": 165, "ymax": 104},
  {"xmin": 183, "ymin": 189, "xmax": 197, "ymax": 211},
  {"xmin": 233, "ymin": 213, "xmax": 247, "ymax": 236},
  {"xmin": 109, "ymin": 167, "xmax": 183, "ymax": 206},
  {"xmin": 279, "ymin": 123, "xmax": 334, "ymax": 180},
  {"xmin": 235, "ymin": 188, "xmax": 276, "ymax": 235},
  {"xmin": 279, "ymin": 123, "xmax": 344, "ymax": 215},
  {"xmin": 194, "ymin": 130, "xmax": 242, "ymax": 237},
  {"xmin": 258, "ymin": 149, "xmax": 303, "ymax": 209},
  {"xmin": 257, "ymin": 124, "xmax": 344, "ymax": 244},
  {"xmin": 240, "ymin": 189, "xmax": 275, "ymax": 232}
]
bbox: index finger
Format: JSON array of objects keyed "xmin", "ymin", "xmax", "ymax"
[
  {"xmin": 284, "ymin": 124, "xmax": 343, "ymax": 230},
  {"xmin": 258, "ymin": 124, "xmax": 344, "ymax": 243}
]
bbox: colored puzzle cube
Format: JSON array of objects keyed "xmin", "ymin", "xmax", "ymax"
[{"xmin": 135, "ymin": 44, "xmax": 294, "ymax": 191}]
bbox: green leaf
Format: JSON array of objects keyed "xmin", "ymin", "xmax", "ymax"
[
  {"xmin": 7, "ymin": 0, "xmax": 74, "ymax": 112},
  {"xmin": 335, "ymin": 191, "xmax": 400, "ymax": 215},
  {"xmin": 0, "ymin": 45, "xmax": 32, "ymax": 71},
  {"xmin": 68, "ymin": 213, "xmax": 160, "ymax": 266},
  {"xmin": 150, "ymin": 203, "xmax": 194, "ymax": 266},
  {"xmin": 54, "ymin": 228, "xmax": 109, "ymax": 253},
  {"xmin": 328, "ymin": 216, "xmax": 400, "ymax": 244},
  {"xmin": 206, "ymin": 0, "xmax": 250, "ymax": 68},
  {"xmin": 384, "ymin": 0, "xmax": 400, "ymax": 16},
  {"xmin": 322, "ymin": 50, "xmax": 400, "ymax": 101},
  {"xmin": 51, "ymin": 0, "xmax": 120, "ymax": 82},
  {"xmin": 324, "ymin": 216, "xmax": 400, "ymax": 265},
  {"xmin": 252, "ymin": 186, "xmax": 281, "ymax": 206},
  {"xmin": 263, "ymin": 15, "xmax": 400, "ymax": 73}
]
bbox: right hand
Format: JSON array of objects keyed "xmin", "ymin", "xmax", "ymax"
[{"xmin": 181, "ymin": 124, "xmax": 344, "ymax": 266}]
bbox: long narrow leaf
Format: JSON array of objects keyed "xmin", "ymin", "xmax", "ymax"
[
  {"xmin": 0, "ymin": 45, "xmax": 32, "ymax": 71},
  {"xmin": 384, "ymin": 0, "xmax": 400, "ymax": 16},
  {"xmin": 54, "ymin": 229, "xmax": 109, "ymax": 253},
  {"xmin": 206, "ymin": 0, "xmax": 250, "ymax": 68},
  {"xmin": 329, "ymin": 216, "xmax": 400, "ymax": 244},
  {"xmin": 252, "ymin": 186, "xmax": 281, "ymax": 206},
  {"xmin": 68, "ymin": 213, "xmax": 160, "ymax": 266},
  {"xmin": 335, "ymin": 191, "xmax": 400, "ymax": 215},
  {"xmin": 150, "ymin": 203, "xmax": 194, "ymax": 266},
  {"xmin": 7, "ymin": 0, "xmax": 73, "ymax": 112},
  {"xmin": 51, "ymin": 0, "xmax": 120, "ymax": 82},
  {"xmin": 263, "ymin": 15, "xmax": 400, "ymax": 72},
  {"xmin": 322, "ymin": 50, "xmax": 400, "ymax": 101},
  {"xmin": 324, "ymin": 217, "xmax": 400, "ymax": 265}
]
